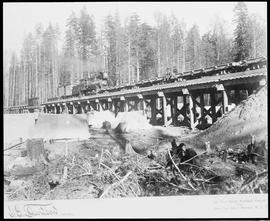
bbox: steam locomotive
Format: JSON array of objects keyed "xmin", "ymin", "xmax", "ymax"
[
  {"xmin": 71, "ymin": 71, "xmax": 109, "ymax": 97},
  {"xmin": 47, "ymin": 71, "xmax": 109, "ymax": 102}
]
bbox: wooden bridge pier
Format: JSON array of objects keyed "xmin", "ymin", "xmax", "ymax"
[
  {"xmin": 62, "ymin": 103, "xmax": 68, "ymax": 114},
  {"xmin": 39, "ymin": 63, "xmax": 266, "ymax": 130},
  {"xmin": 52, "ymin": 104, "xmax": 56, "ymax": 114},
  {"xmin": 107, "ymin": 98, "xmax": 113, "ymax": 112},
  {"xmin": 94, "ymin": 99, "xmax": 100, "ymax": 111},
  {"xmin": 99, "ymin": 100, "xmax": 108, "ymax": 111},
  {"xmin": 112, "ymin": 99, "xmax": 121, "ymax": 116},
  {"xmin": 67, "ymin": 102, "xmax": 76, "ymax": 114},
  {"xmin": 138, "ymin": 84, "xmax": 233, "ymax": 130},
  {"xmin": 40, "ymin": 82, "xmax": 262, "ymax": 130}
]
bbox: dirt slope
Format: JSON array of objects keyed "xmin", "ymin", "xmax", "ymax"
[{"xmin": 182, "ymin": 85, "xmax": 268, "ymax": 151}]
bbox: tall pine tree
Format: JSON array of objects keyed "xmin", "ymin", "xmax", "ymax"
[
  {"xmin": 186, "ymin": 24, "xmax": 201, "ymax": 70},
  {"xmin": 232, "ymin": 2, "xmax": 252, "ymax": 61}
]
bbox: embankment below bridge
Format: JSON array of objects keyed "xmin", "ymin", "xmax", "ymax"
[{"xmin": 180, "ymin": 85, "xmax": 267, "ymax": 151}]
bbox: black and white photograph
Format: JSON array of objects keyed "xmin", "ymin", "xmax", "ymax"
[{"xmin": 3, "ymin": 1, "xmax": 268, "ymax": 218}]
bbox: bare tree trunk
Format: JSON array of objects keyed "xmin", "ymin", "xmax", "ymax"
[
  {"xmin": 18, "ymin": 65, "xmax": 21, "ymax": 105},
  {"xmin": 29, "ymin": 61, "xmax": 31, "ymax": 100},
  {"xmin": 51, "ymin": 59, "xmax": 53, "ymax": 98},
  {"xmin": 24, "ymin": 60, "xmax": 26, "ymax": 105},
  {"xmin": 21, "ymin": 61, "xmax": 24, "ymax": 105},
  {"xmin": 38, "ymin": 42, "xmax": 41, "ymax": 103},
  {"xmin": 165, "ymin": 41, "xmax": 168, "ymax": 71},
  {"xmin": 42, "ymin": 46, "xmax": 45, "ymax": 103},
  {"xmin": 116, "ymin": 32, "xmax": 120, "ymax": 85},
  {"xmin": 52, "ymin": 57, "xmax": 55, "ymax": 98},
  {"xmin": 157, "ymin": 36, "xmax": 161, "ymax": 77},
  {"xmin": 12, "ymin": 65, "xmax": 15, "ymax": 106},
  {"xmin": 35, "ymin": 45, "xmax": 38, "ymax": 100},
  {"xmin": 45, "ymin": 58, "xmax": 48, "ymax": 101},
  {"xmin": 182, "ymin": 39, "xmax": 185, "ymax": 72},
  {"xmin": 136, "ymin": 49, "xmax": 139, "ymax": 82},
  {"xmin": 253, "ymin": 26, "xmax": 256, "ymax": 58},
  {"xmin": 128, "ymin": 36, "xmax": 131, "ymax": 84},
  {"xmin": 27, "ymin": 62, "xmax": 30, "ymax": 105},
  {"xmin": 177, "ymin": 49, "xmax": 180, "ymax": 73}
]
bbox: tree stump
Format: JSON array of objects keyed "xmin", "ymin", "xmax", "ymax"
[
  {"xmin": 125, "ymin": 141, "xmax": 136, "ymax": 155},
  {"xmin": 26, "ymin": 138, "xmax": 49, "ymax": 165}
]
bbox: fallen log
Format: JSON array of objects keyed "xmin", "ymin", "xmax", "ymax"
[{"xmin": 4, "ymin": 141, "xmax": 25, "ymax": 152}]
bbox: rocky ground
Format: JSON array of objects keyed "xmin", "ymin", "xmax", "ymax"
[{"xmin": 3, "ymin": 86, "xmax": 268, "ymax": 201}]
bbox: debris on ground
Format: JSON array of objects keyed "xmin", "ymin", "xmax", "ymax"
[{"xmin": 3, "ymin": 86, "xmax": 268, "ymax": 200}]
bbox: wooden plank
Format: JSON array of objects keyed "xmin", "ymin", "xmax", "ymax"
[
  {"xmin": 72, "ymin": 105, "xmax": 76, "ymax": 114},
  {"xmin": 105, "ymin": 101, "xmax": 109, "ymax": 110},
  {"xmin": 222, "ymin": 90, "xmax": 229, "ymax": 114},
  {"xmin": 210, "ymin": 91, "xmax": 217, "ymax": 123},
  {"xmin": 182, "ymin": 88, "xmax": 189, "ymax": 95},
  {"xmin": 124, "ymin": 101, "xmax": 128, "ymax": 112},
  {"xmin": 187, "ymin": 95, "xmax": 195, "ymax": 130},
  {"xmin": 259, "ymin": 78, "xmax": 266, "ymax": 86},
  {"xmin": 162, "ymin": 95, "xmax": 168, "ymax": 126},
  {"xmin": 141, "ymin": 99, "xmax": 146, "ymax": 115},
  {"xmin": 137, "ymin": 94, "xmax": 143, "ymax": 99},
  {"xmin": 182, "ymin": 95, "xmax": 188, "ymax": 125},
  {"xmin": 157, "ymin": 91, "xmax": 164, "ymax": 97},
  {"xmin": 215, "ymin": 84, "xmax": 225, "ymax": 91},
  {"xmin": 109, "ymin": 101, "xmax": 114, "ymax": 112},
  {"xmin": 134, "ymin": 100, "xmax": 139, "ymax": 111},
  {"xmin": 200, "ymin": 93, "xmax": 205, "ymax": 127},
  {"xmin": 171, "ymin": 95, "xmax": 177, "ymax": 125},
  {"xmin": 151, "ymin": 98, "xmax": 157, "ymax": 125},
  {"xmin": 235, "ymin": 89, "xmax": 240, "ymax": 105},
  {"xmin": 113, "ymin": 100, "xmax": 118, "ymax": 115}
]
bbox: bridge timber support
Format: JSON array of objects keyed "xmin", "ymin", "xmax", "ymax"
[
  {"xmin": 42, "ymin": 80, "xmax": 266, "ymax": 130},
  {"xmin": 19, "ymin": 64, "xmax": 264, "ymax": 130}
]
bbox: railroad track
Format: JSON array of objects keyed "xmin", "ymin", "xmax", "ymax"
[{"xmin": 43, "ymin": 67, "xmax": 267, "ymax": 104}]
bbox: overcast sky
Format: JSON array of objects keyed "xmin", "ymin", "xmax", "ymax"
[{"xmin": 3, "ymin": 2, "xmax": 267, "ymax": 54}]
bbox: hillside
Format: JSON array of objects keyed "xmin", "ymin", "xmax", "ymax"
[{"xmin": 182, "ymin": 85, "xmax": 268, "ymax": 151}]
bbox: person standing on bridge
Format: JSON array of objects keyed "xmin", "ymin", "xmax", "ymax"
[
  {"xmin": 173, "ymin": 66, "xmax": 178, "ymax": 75},
  {"xmin": 164, "ymin": 67, "xmax": 172, "ymax": 81}
]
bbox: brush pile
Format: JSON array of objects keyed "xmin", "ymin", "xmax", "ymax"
[{"xmin": 4, "ymin": 133, "xmax": 268, "ymax": 201}]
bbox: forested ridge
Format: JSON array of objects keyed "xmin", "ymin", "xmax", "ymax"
[{"xmin": 4, "ymin": 3, "xmax": 266, "ymax": 107}]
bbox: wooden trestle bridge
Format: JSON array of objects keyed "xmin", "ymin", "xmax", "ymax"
[{"xmin": 6, "ymin": 57, "xmax": 267, "ymax": 130}]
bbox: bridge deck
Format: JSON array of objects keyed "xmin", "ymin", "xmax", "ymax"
[{"xmin": 43, "ymin": 67, "xmax": 267, "ymax": 105}]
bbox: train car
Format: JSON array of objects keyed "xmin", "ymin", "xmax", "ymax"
[
  {"xmin": 28, "ymin": 97, "xmax": 39, "ymax": 107},
  {"xmin": 58, "ymin": 86, "xmax": 65, "ymax": 97}
]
